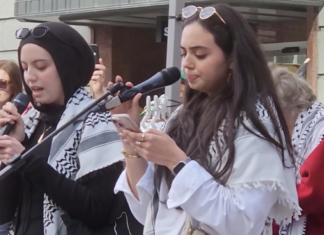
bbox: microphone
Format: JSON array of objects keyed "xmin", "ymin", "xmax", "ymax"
[
  {"xmin": 0, "ymin": 93, "xmax": 30, "ymax": 136},
  {"xmin": 0, "ymin": 84, "xmax": 125, "ymax": 179},
  {"xmin": 119, "ymin": 67, "xmax": 180, "ymax": 102},
  {"xmin": 100, "ymin": 67, "xmax": 181, "ymax": 111}
]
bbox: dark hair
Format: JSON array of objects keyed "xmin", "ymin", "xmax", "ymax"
[
  {"xmin": 156, "ymin": 4, "xmax": 293, "ymax": 189},
  {"xmin": 0, "ymin": 60, "xmax": 23, "ymax": 100}
]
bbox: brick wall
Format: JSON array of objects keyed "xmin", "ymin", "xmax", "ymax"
[
  {"xmin": 111, "ymin": 26, "xmax": 167, "ymax": 85},
  {"xmin": 94, "ymin": 25, "xmax": 167, "ymax": 106},
  {"xmin": 93, "ymin": 25, "xmax": 112, "ymax": 85}
]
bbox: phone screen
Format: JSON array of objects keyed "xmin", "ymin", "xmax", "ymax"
[
  {"xmin": 112, "ymin": 115, "xmax": 142, "ymax": 133},
  {"xmin": 89, "ymin": 44, "xmax": 99, "ymax": 64}
]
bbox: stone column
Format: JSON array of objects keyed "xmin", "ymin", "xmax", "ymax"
[{"xmin": 306, "ymin": 7, "xmax": 319, "ymax": 96}]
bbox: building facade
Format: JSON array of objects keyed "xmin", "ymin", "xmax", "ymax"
[
  {"xmin": 10, "ymin": 0, "xmax": 324, "ymax": 102},
  {"xmin": 0, "ymin": 0, "xmax": 92, "ymax": 61}
]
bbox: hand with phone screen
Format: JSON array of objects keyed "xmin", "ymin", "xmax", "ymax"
[
  {"xmin": 89, "ymin": 58, "xmax": 106, "ymax": 99},
  {"xmin": 108, "ymin": 75, "xmax": 142, "ymax": 155}
]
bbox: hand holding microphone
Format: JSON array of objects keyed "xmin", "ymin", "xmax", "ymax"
[
  {"xmin": 0, "ymin": 93, "xmax": 30, "ymax": 165},
  {"xmin": 107, "ymin": 67, "xmax": 181, "ymax": 156},
  {"xmin": 107, "ymin": 67, "xmax": 181, "ymax": 125},
  {"xmin": 108, "ymin": 76, "xmax": 142, "ymax": 126},
  {"xmin": 0, "ymin": 96, "xmax": 28, "ymax": 142},
  {"xmin": 0, "ymin": 135, "xmax": 25, "ymax": 165}
]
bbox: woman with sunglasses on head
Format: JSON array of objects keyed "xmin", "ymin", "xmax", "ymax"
[
  {"xmin": 0, "ymin": 22, "xmax": 143, "ymax": 235},
  {"xmin": 113, "ymin": 4, "xmax": 300, "ymax": 235},
  {"xmin": 0, "ymin": 60, "xmax": 23, "ymax": 108}
]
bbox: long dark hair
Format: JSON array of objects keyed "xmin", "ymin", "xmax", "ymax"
[{"xmin": 156, "ymin": 4, "xmax": 294, "ymax": 189}]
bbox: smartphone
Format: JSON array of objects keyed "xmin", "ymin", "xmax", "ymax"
[
  {"xmin": 89, "ymin": 44, "xmax": 100, "ymax": 64},
  {"xmin": 111, "ymin": 114, "xmax": 142, "ymax": 133}
]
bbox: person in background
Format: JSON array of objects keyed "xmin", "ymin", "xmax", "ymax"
[
  {"xmin": 112, "ymin": 4, "xmax": 299, "ymax": 235},
  {"xmin": 272, "ymin": 66, "xmax": 324, "ymax": 235},
  {"xmin": 89, "ymin": 58, "xmax": 106, "ymax": 99},
  {"xmin": 0, "ymin": 60, "xmax": 23, "ymax": 107},
  {"xmin": 0, "ymin": 22, "xmax": 142, "ymax": 235}
]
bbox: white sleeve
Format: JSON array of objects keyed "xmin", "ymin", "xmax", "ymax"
[
  {"xmin": 0, "ymin": 222, "xmax": 11, "ymax": 235},
  {"xmin": 167, "ymin": 160, "xmax": 278, "ymax": 234},
  {"xmin": 114, "ymin": 163, "xmax": 155, "ymax": 225}
]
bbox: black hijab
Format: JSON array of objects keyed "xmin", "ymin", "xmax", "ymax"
[{"xmin": 17, "ymin": 22, "xmax": 95, "ymax": 116}]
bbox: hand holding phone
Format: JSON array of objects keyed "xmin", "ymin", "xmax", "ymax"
[
  {"xmin": 89, "ymin": 44, "xmax": 100, "ymax": 64},
  {"xmin": 112, "ymin": 114, "xmax": 142, "ymax": 133}
]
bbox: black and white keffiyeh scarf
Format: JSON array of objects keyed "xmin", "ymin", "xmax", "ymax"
[
  {"xmin": 19, "ymin": 87, "xmax": 124, "ymax": 235},
  {"xmin": 280, "ymin": 102, "xmax": 324, "ymax": 235}
]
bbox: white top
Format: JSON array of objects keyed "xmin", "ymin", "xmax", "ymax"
[
  {"xmin": 116, "ymin": 161, "xmax": 280, "ymax": 235},
  {"xmin": 115, "ymin": 102, "xmax": 300, "ymax": 235}
]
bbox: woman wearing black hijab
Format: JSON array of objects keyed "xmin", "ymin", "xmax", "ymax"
[{"xmin": 0, "ymin": 22, "xmax": 142, "ymax": 235}]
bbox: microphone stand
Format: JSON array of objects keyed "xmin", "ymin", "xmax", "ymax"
[{"xmin": 0, "ymin": 82, "xmax": 125, "ymax": 181}]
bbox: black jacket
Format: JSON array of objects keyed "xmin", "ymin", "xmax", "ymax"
[{"xmin": 0, "ymin": 118, "xmax": 143, "ymax": 235}]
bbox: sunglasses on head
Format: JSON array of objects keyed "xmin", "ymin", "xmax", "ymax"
[
  {"xmin": 182, "ymin": 5, "xmax": 226, "ymax": 25},
  {"xmin": 15, "ymin": 26, "xmax": 72, "ymax": 47},
  {"xmin": 0, "ymin": 80, "xmax": 10, "ymax": 90}
]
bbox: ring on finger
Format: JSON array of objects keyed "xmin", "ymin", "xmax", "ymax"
[{"xmin": 141, "ymin": 133, "xmax": 145, "ymax": 142}]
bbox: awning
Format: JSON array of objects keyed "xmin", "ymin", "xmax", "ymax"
[{"xmin": 14, "ymin": 0, "xmax": 320, "ymax": 26}]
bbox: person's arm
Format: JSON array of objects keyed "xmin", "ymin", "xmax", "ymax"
[
  {"xmin": 115, "ymin": 159, "xmax": 279, "ymax": 234},
  {"xmin": 0, "ymin": 165, "xmax": 21, "ymax": 225},
  {"xmin": 0, "ymin": 132, "xmax": 29, "ymax": 226},
  {"xmin": 166, "ymin": 126, "xmax": 297, "ymax": 235},
  {"xmin": 114, "ymin": 162, "xmax": 155, "ymax": 225},
  {"xmin": 296, "ymin": 139, "xmax": 324, "ymax": 215},
  {"xmin": 117, "ymin": 105, "xmax": 183, "ymax": 201},
  {"xmin": 123, "ymin": 154, "xmax": 148, "ymax": 200},
  {"xmin": 22, "ymin": 111, "xmax": 126, "ymax": 228},
  {"xmin": 89, "ymin": 58, "xmax": 106, "ymax": 99},
  {"xmin": 24, "ymin": 157, "xmax": 124, "ymax": 228},
  {"xmin": 167, "ymin": 160, "xmax": 279, "ymax": 235}
]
